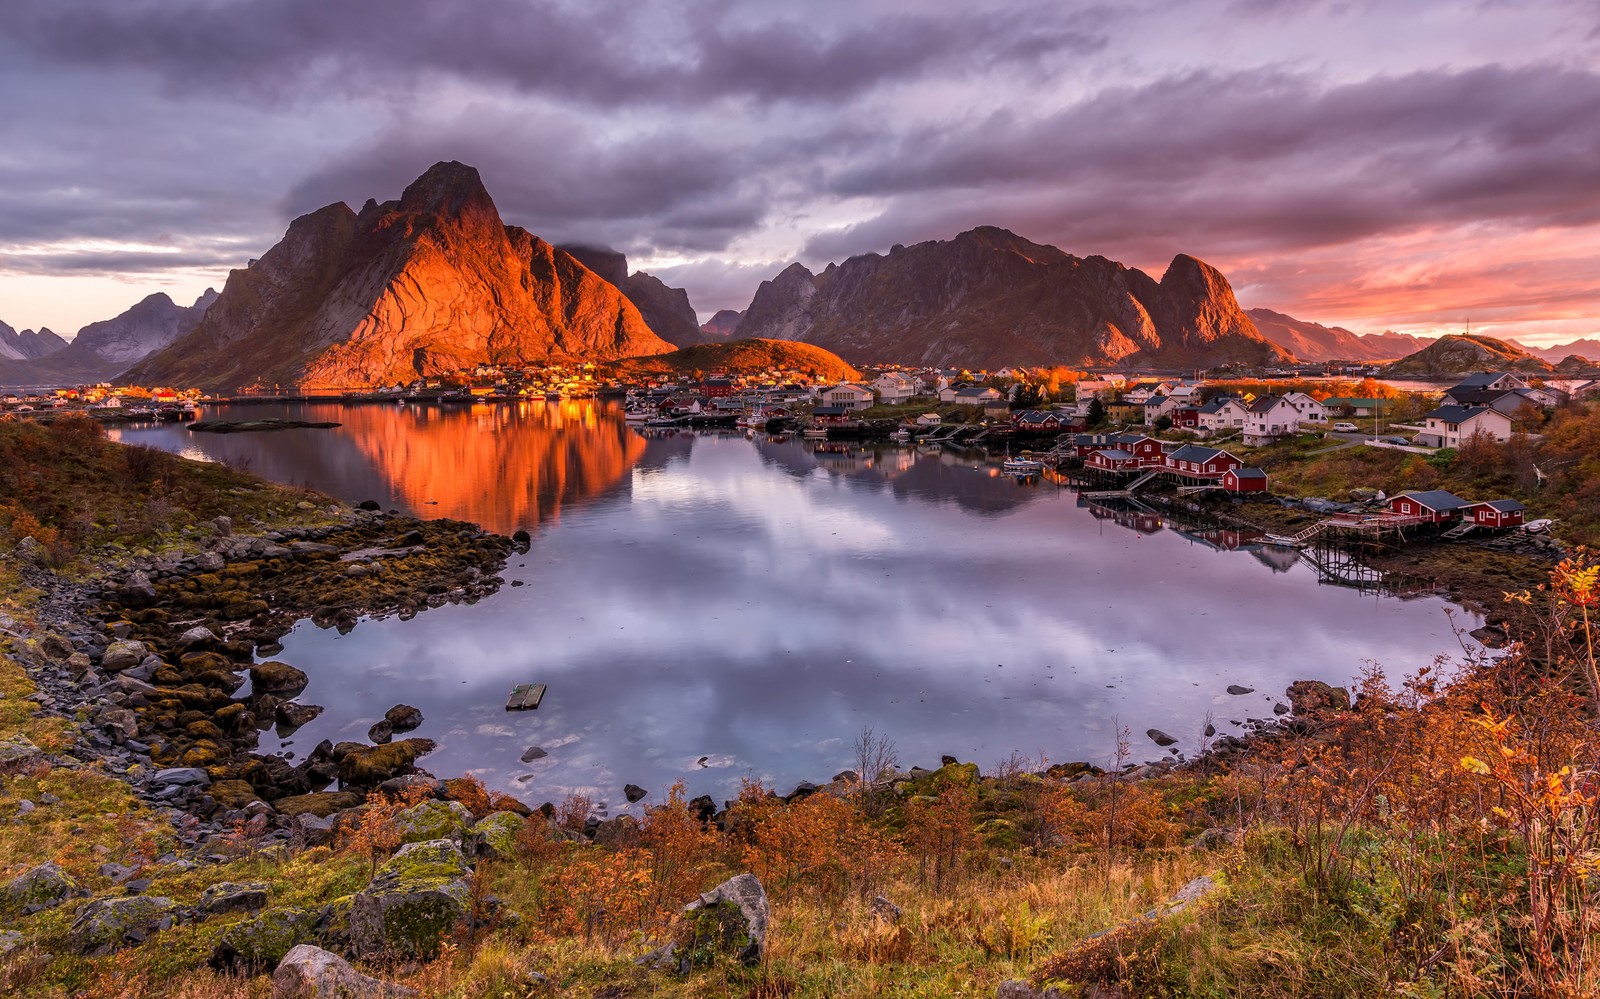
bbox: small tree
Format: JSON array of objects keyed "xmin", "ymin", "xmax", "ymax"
[{"xmin": 1086, "ymin": 398, "xmax": 1107, "ymax": 428}]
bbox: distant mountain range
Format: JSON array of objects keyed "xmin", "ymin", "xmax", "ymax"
[
  {"xmin": 1378, "ymin": 333, "xmax": 1583, "ymax": 378},
  {"xmin": 0, "ymin": 291, "xmax": 216, "ymax": 384},
  {"xmin": 727, "ymin": 227, "xmax": 1290, "ymax": 369},
  {"xmin": 126, "ymin": 161, "xmax": 673, "ymax": 390},
  {"xmin": 1245, "ymin": 309, "xmax": 1425, "ymax": 363}
]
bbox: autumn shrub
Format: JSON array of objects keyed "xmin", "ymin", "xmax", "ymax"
[
  {"xmin": 739, "ymin": 784, "xmax": 900, "ymax": 902},
  {"xmin": 638, "ymin": 781, "xmax": 723, "ymax": 918},
  {"xmin": 904, "ymin": 783, "xmax": 977, "ymax": 895},
  {"xmin": 339, "ymin": 781, "xmax": 434, "ymax": 878}
]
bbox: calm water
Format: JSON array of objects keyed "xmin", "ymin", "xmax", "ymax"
[{"xmin": 111, "ymin": 402, "xmax": 1475, "ymax": 812}]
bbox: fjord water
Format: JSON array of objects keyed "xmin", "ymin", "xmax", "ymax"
[{"xmin": 112, "ymin": 403, "xmax": 1473, "ymax": 810}]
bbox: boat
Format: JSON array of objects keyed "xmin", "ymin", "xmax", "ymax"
[
  {"xmin": 624, "ymin": 409, "xmax": 654, "ymax": 424},
  {"xmin": 802, "ymin": 427, "xmax": 829, "ymax": 439},
  {"xmin": 1523, "ymin": 518, "xmax": 1555, "ymax": 534},
  {"xmin": 544, "ymin": 391, "xmax": 562, "ymax": 401},
  {"xmin": 156, "ymin": 404, "xmax": 183, "ymax": 422},
  {"xmin": 646, "ymin": 414, "xmax": 687, "ymax": 427},
  {"xmin": 180, "ymin": 401, "xmax": 199, "ymax": 420},
  {"xmin": 1002, "ymin": 454, "xmax": 1045, "ymax": 475}
]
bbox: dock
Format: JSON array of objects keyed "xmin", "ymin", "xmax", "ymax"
[{"xmin": 505, "ymin": 683, "xmax": 546, "ymax": 711}]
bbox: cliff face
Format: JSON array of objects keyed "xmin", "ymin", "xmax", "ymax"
[
  {"xmin": 700, "ymin": 309, "xmax": 744, "ymax": 339},
  {"xmin": 732, "ymin": 227, "xmax": 1288, "ymax": 369},
  {"xmin": 1380, "ymin": 334, "xmax": 1555, "ymax": 377},
  {"xmin": 0, "ymin": 292, "xmax": 215, "ymax": 383},
  {"xmin": 557, "ymin": 245, "xmax": 705, "ymax": 346},
  {"xmin": 125, "ymin": 162, "xmax": 673, "ymax": 390}
]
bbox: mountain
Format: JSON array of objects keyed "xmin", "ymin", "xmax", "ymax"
[
  {"xmin": 732, "ymin": 227, "xmax": 1291, "ymax": 369},
  {"xmin": 0, "ymin": 291, "xmax": 216, "ymax": 385},
  {"xmin": 1358, "ymin": 330, "xmax": 1426, "ymax": 358},
  {"xmin": 701, "ymin": 309, "xmax": 744, "ymax": 339},
  {"xmin": 1380, "ymin": 334, "xmax": 1555, "ymax": 378},
  {"xmin": 125, "ymin": 162, "xmax": 673, "ymax": 391},
  {"xmin": 557, "ymin": 244, "xmax": 705, "ymax": 347},
  {"xmin": 1505, "ymin": 337, "xmax": 1600, "ymax": 364},
  {"xmin": 1246, "ymin": 309, "xmax": 1415, "ymax": 362},
  {"xmin": 602, "ymin": 338, "xmax": 860, "ymax": 383},
  {"xmin": 0, "ymin": 323, "xmax": 68, "ymax": 361}
]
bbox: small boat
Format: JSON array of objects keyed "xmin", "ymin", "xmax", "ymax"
[
  {"xmin": 1523, "ymin": 518, "xmax": 1555, "ymax": 534},
  {"xmin": 624, "ymin": 409, "xmax": 654, "ymax": 424},
  {"xmin": 1003, "ymin": 455, "xmax": 1045, "ymax": 475},
  {"xmin": 802, "ymin": 427, "xmax": 829, "ymax": 439},
  {"xmin": 180, "ymin": 401, "xmax": 199, "ymax": 420},
  {"xmin": 505, "ymin": 683, "xmax": 547, "ymax": 711},
  {"xmin": 734, "ymin": 412, "xmax": 768, "ymax": 429}
]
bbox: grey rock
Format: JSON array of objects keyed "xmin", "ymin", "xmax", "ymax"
[
  {"xmin": 211, "ymin": 906, "xmax": 317, "ymax": 972},
  {"xmin": 349, "ymin": 840, "xmax": 471, "ymax": 959},
  {"xmin": 177, "ymin": 626, "xmax": 218, "ymax": 649},
  {"xmin": 196, "ymin": 551, "xmax": 226, "ymax": 573},
  {"xmin": 384, "ymin": 704, "xmax": 423, "ymax": 732},
  {"xmin": 519, "ymin": 746, "xmax": 547, "ymax": 762},
  {"xmin": 272, "ymin": 944, "xmax": 418, "ymax": 998},
  {"xmin": 0, "ymin": 929, "xmax": 22, "ymax": 955},
  {"xmin": 870, "ymin": 895, "xmax": 901, "ymax": 923},
  {"xmin": 624, "ymin": 783, "xmax": 648, "ymax": 804},
  {"xmin": 121, "ymin": 571, "xmax": 158, "ymax": 604},
  {"xmin": 1146, "ymin": 729, "xmax": 1178, "ymax": 747},
  {"xmin": 100, "ymin": 640, "xmax": 148, "ymax": 672},
  {"xmin": 1225, "ymin": 684, "xmax": 1254, "ymax": 695},
  {"xmin": 99, "ymin": 708, "xmax": 139, "ymax": 741},
  {"xmin": 0, "ymin": 735, "xmax": 43, "ymax": 769},
  {"xmin": 367, "ymin": 719, "xmax": 393, "ymax": 744},
  {"xmin": 201, "ymin": 881, "xmax": 270, "ymax": 915},
  {"xmin": 681, "ymin": 872, "xmax": 770, "ymax": 966},
  {"xmin": 69, "ymin": 895, "xmax": 175, "ymax": 955},
  {"xmin": 6, "ymin": 861, "xmax": 81, "ymax": 910},
  {"xmin": 213, "ymin": 516, "xmax": 233, "ymax": 537},
  {"xmin": 154, "ymin": 767, "xmax": 211, "ymax": 787}
]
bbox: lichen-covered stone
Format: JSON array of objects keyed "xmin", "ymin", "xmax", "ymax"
[
  {"xmin": 5, "ymin": 861, "xmax": 81, "ymax": 911},
  {"xmin": 679, "ymin": 873, "xmax": 769, "ymax": 967},
  {"xmin": 210, "ymin": 906, "xmax": 318, "ymax": 971},
  {"xmin": 201, "ymin": 881, "xmax": 270, "ymax": 915},
  {"xmin": 468, "ymin": 811, "xmax": 525, "ymax": 860},
  {"xmin": 69, "ymin": 895, "xmax": 176, "ymax": 955},
  {"xmin": 101, "ymin": 640, "xmax": 149, "ymax": 672},
  {"xmin": 317, "ymin": 894, "xmax": 356, "ymax": 953},
  {"xmin": 209, "ymin": 779, "xmax": 264, "ymax": 809},
  {"xmin": 271, "ymin": 943, "xmax": 418, "ymax": 998},
  {"xmin": 251, "ymin": 661, "xmax": 309, "ymax": 694},
  {"xmin": 392, "ymin": 799, "xmax": 473, "ymax": 846},
  {"xmin": 336, "ymin": 739, "xmax": 436, "ymax": 786},
  {"xmin": 350, "ymin": 839, "xmax": 471, "ymax": 959},
  {"xmin": 0, "ymin": 735, "xmax": 44, "ymax": 770},
  {"xmin": 274, "ymin": 791, "xmax": 363, "ymax": 818}
]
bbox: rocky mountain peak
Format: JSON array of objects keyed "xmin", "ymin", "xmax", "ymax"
[{"xmin": 397, "ymin": 160, "xmax": 498, "ymax": 223}]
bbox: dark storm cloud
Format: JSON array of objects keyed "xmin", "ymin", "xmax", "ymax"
[
  {"xmin": 8, "ymin": 0, "xmax": 1109, "ymax": 106},
  {"xmin": 0, "ymin": 249, "xmax": 241, "ymax": 276},
  {"xmin": 803, "ymin": 64, "xmax": 1600, "ymax": 264}
]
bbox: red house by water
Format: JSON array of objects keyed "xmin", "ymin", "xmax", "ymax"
[
  {"xmin": 1222, "ymin": 467, "xmax": 1269, "ymax": 493},
  {"xmin": 1164, "ymin": 444, "xmax": 1243, "ymax": 479},
  {"xmin": 1085, "ymin": 448, "xmax": 1140, "ymax": 472},
  {"xmin": 1387, "ymin": 490, "xmax": 1467, "ymax": 523},
  {"xmin": 1461, "ymin": 499, "xmax": 1527, "ymax": 529}
]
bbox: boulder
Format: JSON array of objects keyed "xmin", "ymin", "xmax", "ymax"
[
  {"xmin": 211, "ymin": 906, "xmax": 317, "ymax": 972},
  {"xmin": 121, "ymin": 571, "xmax": 158, "ymax": 605},
  {"xmin": 337, "ymin": 739, "xmax": 436, "ymax": 786},
  {"xmin": 519, "ymin": 746, "xmax": 547, "ymax": 762},
  {"xmin": 1286, "ymin": 680, "xmax": 1350, "ymax": 716},
  {"xmin": 350, "ymin": 839, "xmax": 472, "ymax": 959},
  {"xmin": 384, "ymin": 705, "xmax": 423, "ymax": 732},
  {"xmin": 275, "ymin": 701, "xmax": 323, "ymax": 730},
  {"xmin": 69, "ymin": 895, "xmax": 176, "ymax": 955},
  {"xmin": 1146, "ymin": 729, "xmax": 1178, "ymax": 747},
  {"xmin": 392, "ymin": 800, "xmax": 474, "ymax": 846},
  {"xmin": 679, "ymin": 873, "xmax": 770, "ymax": 967},
  {"xmin": 209, "ymin": 779, "xmax": 265, "ymax": 809},
  {"xmin": 251, "ymin": 662, "xmax": 309, "ymax": 695},
  {"xmin": 271, "ymin": 943, "xmax": 417, "ymax": 998},
  {"xmin": 201, "ymin": 881, "xmax": 270, "ymax": 915},
  {"xmin": 467, "ymin": 812, "xmax": 525, "ymax": 860},
  {"xmin": 0, "ymin": 929, "xmax": 22, "ymax": 955},
  {"xmin": 5, "ymin": 861, "xmax": 81, "ymax": 911},
  {"xmin": 1225, "ymin": 684, "xmax": 1254, "ymax": 695},
  {"xmin": 196, "ymin": 551, "xmax": 226, "ymax": 573},
  {"xmin": 100, "ymin": 640, "xmax": 148, "ymax": 673},
  {"xmin": 153, "ymin": 767, "xmax": 211, "ymax": 787},
  {"xmin": 274, "ymin": 791, "xmax": 364, "ymax": 818},
  {"xmin": 871, "ymin": 895, "xmax": 902, "ymax": 924},
  {"xmin": 367, "ymin": 719, "xmax": 394, "ymax": 744},
  {"xmin": 624, "ymin": 783, "xmax": 648, "ymax": 804},
  {"xmin": 177, "ymin": 626, "xmax": 219, "ymax": 649},
  {"xmin": 99, "ymin": 708, "xmax": 140, "ymax": 741}
]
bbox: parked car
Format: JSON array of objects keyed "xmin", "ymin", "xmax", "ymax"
[
  {"xmin": 1378, "ymin": 436, "xmax": 1411, "ymax": 446},
  {"xmin": 1332, "ymin": 422, "xmax": 1359, "ymax": 432}
]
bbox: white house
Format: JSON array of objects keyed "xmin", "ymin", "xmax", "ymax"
[
  {"xmin": 1142, "ymin": 394, "xmax": 1179, "ymax": 425},
  {"xmin": 914, "ymin": 412, "xmax": 943, "ymax": 426},
  {"xmin": 820, "ymin": 384, "xmax": 876, "ymax": 411},
  {"xmin": 1194, "ymin": 398, "xmax": 1249, "ymax": 436},
  {"xmin": 1415, "ymin": 405, "xmax": 1515, "ymax": 448},
  {"xmin": 870, "ymin": 372, "xmax": 919, "ymax": 404},
  {"xmin": 1281, "ymin": 392, "xmax": 1327, "ymax": 424},
  {"xmin": 96, "ymin": 395, "xmax": 124, "ymax": 409},
  {"xmin": 1241, "ymin": 395, "xmax": 1304, "ymax": 445}
]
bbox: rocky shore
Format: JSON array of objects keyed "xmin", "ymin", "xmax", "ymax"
[{"xmin": 3, "ymin": 507, "xmax": 523, "ymax": 854}]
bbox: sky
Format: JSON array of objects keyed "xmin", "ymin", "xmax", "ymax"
[{"xmin": 2, "ymin": 0, "xmax": 1598, "ymax": 346}]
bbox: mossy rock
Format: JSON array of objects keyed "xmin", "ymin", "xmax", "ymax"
[
  {"xmin": 468, "ymin": 811, "xmax": 526, "ymax": 860},
  {"xmin": 393, "ymin": 800, "xmax": 473, "ymax": 846},
  {"xmin": 250, "ymin": 661, "xmax": 308, "ymax": 694},
  {"xmin": 210, "ymin": 906, "xmax": 318, "ymax": 972},
  {"xmin": 317, "ymin": 894, "xmax": 356, "ymax": 953},
  {"xmin": 274, "ymin": 791, "xmax": 364, "ymax": 818},
  {"xmin": 69, "ymin": 895, "xmax": 175, "ymax": 956},
  {"xmin": 350, "ymin": 840, "xmax": 471, "ymax": 959},
  {"xmin": 678, "ymin": 873, "xmax": 770, "ymax": 968},
  {"xmin": 209, "ymin": 779, "xmax": 264, "ymax": 809},
  {"xmin": 337, "ymin": 739, "xmax": 436, "ymax": 786},
  {"xmin": 5, "ymin": 861, "xmax": 81, "ymax": 912}
]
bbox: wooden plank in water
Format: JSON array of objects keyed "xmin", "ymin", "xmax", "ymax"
[{"xmin": 505, "ymin": 683, "xmax": 547, "ymax": 711}]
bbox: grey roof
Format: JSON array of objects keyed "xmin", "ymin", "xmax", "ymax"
[
  {"xmin": 1143, "ymin": 394, "xmax": 1168, "ymax": 406},
  {"xmin": 1091, "ymin": 448, "xmax": 1136, "ymax": 460},
  {"xmin": 1231, "ymin": 467, "xmax": 1268, "ymax": 479},
  {"xmin": 1470, "ymin": 498, "xmax": 1527, "ymax": 513},
  {"xmin": 1168, "ymin": 444, "xmax": 1229, "ymax": 463},
  {"xmin": 1247, "ymin": 395, "xmax": 1287, "ymax": 414},
  {"xmin": 1451, "ymin": 372, "xmax": 1511, "ymax": 389},
  {"xmin": 1394, "ymin": 490, "xmax": 1468, "ymax": 511},
  {"xmin": 1423, "ymin": 405, "xmax": 1496, "ymax": 423}
]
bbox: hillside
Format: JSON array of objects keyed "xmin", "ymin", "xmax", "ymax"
[
  {"xmin": 1246, "ymin": 308, "xmax": 1418, "ymax": 362},
  {"xmin": 0, "ymin": 292, "xmax": 217, "ymax": 385},
  {"xmin": 1380, "ymin": 333, "xmax": 1555, "ymax": 378},
  {"xmin": 1507, "ymin": 336, "xmax": 1600, "ymax": 364},
  {"xmin": 603, "ymin": 337, "xmax": 860, "ymax": 382},
  {"xmin": 123, "ymin": 162, "xmax": 673, "ymax": 391},
  {"xmin": 733, "ymin": 227, "xmax": 1291, "ymax": 369}
]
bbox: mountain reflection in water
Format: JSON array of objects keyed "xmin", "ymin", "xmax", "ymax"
[{"xmin": 113, "ymin": 404, "xmax": 1475, "ymax": 810}]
